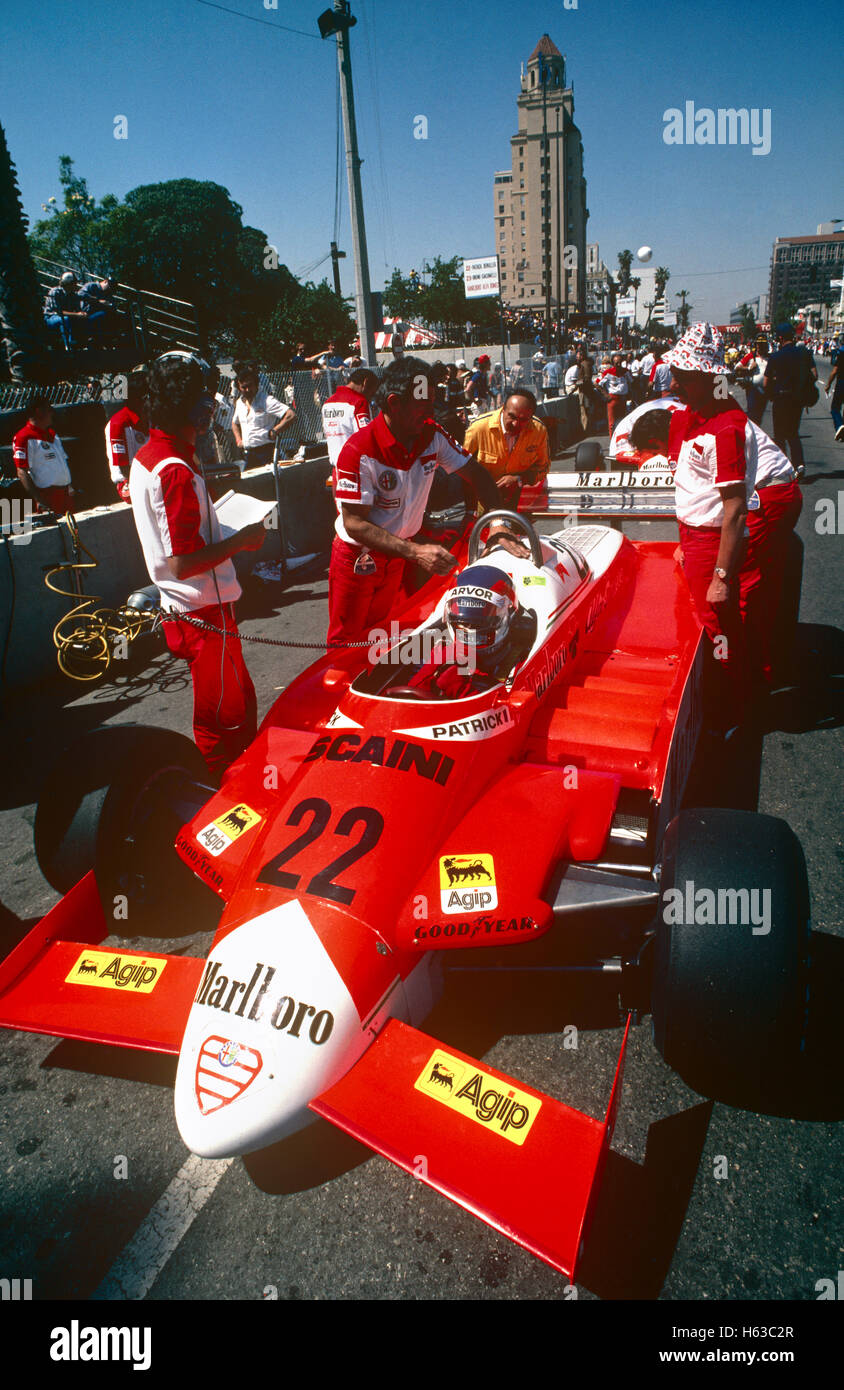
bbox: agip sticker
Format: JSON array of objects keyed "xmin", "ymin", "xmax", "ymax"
[
  {"xmin": 196, "ymin": 803, "xmax": 263, "ymax": 858},
  {"xmin": 414, "ymin": 1048, "xmax": 541, "ymax": 1146},
  {"xmin": 439, "ymin": 854, "xmax": 497, "ymax": 914},
  {"xmin": 65, "ymin": 950, "xmax": 166, "ymax": 992}
]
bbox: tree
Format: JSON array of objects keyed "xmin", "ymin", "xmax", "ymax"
[
  {"xmin": 737, "ymin": 302, "xmax": 757, "ymax": 340},
  {"xmin": 257, "ymin": 279, "xmax": 356, "ymax": 365},
  {"xmin": 616, "ymin": 250, "xmax": 633, "ymax": 295},
  {"xmin": 29, "ymin": 156, "xmax": 115, "ymax": 275},
  {"xmin": 29, "ymin": 161, "xmax": 354, "ymax": 359},
  {"xmin": 676, "ymin": 289, "xmax": 692, "ymax": 331},
  {"xmin": 383, "ymin": 268, "xmax": 421, "ymax": 322},
  {"xmin": 0, "ymin": 121, "xmax": 49, "ymax": 379},
  {"xmin": 771, "ymin": 287, "xmax": 799, "ymax": 328},
  {"xmin": 654, "ymin": 266, "xmax": 671, "ymax": 302},
  {"xmin": 384, "ymin": 256, "xmax": 502, "ymax": 345}
]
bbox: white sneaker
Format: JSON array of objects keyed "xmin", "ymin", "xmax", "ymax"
[{"xmin": 835, "ymin": 425, "xmax": 844, "ymax": 441}]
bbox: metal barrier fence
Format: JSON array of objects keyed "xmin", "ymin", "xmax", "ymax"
[
  {"xmin": 0, "ymin": 379, "xmax": 101, "ymax": 410},
  {"xmin": 34, "ymin": 255, "xmax": 201, "ymax": 361}
]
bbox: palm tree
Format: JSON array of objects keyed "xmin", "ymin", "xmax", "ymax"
[
  {"xmin": 737, "ymin": 302, "xmax": 757, "ymax": 340},
  {"xmin": 0, "ymin": 121, "xmax": 48, "ymax": 380},
  {"xmin": 616, "ymin": 250, "xmax": 633, "ymax": 296},
  {"xmin": 676, "ymin": 290, "xmax": 692, "ymax": 331},
  {"xmin": 654, "ymin": 266, "xmax": 671, "ymax": 304}
]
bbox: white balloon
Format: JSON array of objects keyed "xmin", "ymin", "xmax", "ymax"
[{"xmin": 637, "ymin": 246, "xmax": 653, "ymax": 262}]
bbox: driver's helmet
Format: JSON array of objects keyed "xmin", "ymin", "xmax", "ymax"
[{"xmin": 444, "ymin": 565, "xmax": 517, "ymax": 665}]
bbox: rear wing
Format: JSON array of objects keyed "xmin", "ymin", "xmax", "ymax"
[{"xmin": 520, "ymin": 468, "xmax": 677, "ymax": 521}]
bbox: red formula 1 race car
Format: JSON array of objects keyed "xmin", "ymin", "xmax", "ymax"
[{"xmin": 0, "ymin": 504, "xmax": 809, "ymax": 1282}]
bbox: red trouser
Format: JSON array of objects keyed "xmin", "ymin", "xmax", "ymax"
[
  {"xmin": 606, "ymin": 397, "xmax": 628, "ymax": 434},
  {"xmin": 327, "ymin": 537, "xmax": 406, "ymax": 650},
  {"xmin": 678, "ymin": 522, "xmax": 747, "ymax": 722},
  {"xmin": 37, "ymin": 486, "xmax": 73, "ymax": 514},
  {"xmin": 164, "ymin": 602, "xmax": 257, "ymax": 778},
  {"xmin": 739, "ymin": 480, "xmax": 802, "ymax": 684}
]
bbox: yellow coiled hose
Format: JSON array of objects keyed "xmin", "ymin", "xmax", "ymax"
[{"xmin": 44, "ymin": 514, "xmax": 159, "ymax": 681}]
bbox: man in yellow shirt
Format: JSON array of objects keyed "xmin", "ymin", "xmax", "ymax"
[{"xmin": 463, "ymin": 387, "xmax": 550, "ymax": 503}]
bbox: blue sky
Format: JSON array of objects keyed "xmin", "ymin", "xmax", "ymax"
[{"xmin": 3, "ymin": 0, "xmax": 841, "ymax": 324}]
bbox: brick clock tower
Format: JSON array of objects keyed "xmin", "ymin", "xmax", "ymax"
[{"xmin": 493, "ymin": 35, "xmax": 588, "ymax": 327}]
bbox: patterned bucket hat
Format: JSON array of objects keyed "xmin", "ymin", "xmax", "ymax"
[{"xmin": 662, "ymin": 322, "xmax": 726, "ymax": 374}]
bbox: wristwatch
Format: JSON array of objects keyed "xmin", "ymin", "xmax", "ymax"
[{"xmin": 714, "ymin": 567, "xmax": 729, "ymax": 581}]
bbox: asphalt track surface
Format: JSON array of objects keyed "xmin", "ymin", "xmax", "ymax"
[{"xmin": 1, "ymin": 389, "xmax": 842, "ymax": 1307}]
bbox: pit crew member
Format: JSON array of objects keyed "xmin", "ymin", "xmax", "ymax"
[
  {"xmin": 662, "ymin": 323, "xmax": 757, "ymax": 723},
  {"xmin": 463, "ymin": 388, "xmax": 551, "ymax": 505},
  {"xmin": 13, "ymin": 397, "xmax": 74, "ymax": 515},
  {"xmin": 322, "ymin": 366, "xmax": 379, "ymax": 467},
  {"xmin": 105, "ymin": 368, "xmax": 149, "ymax": 502},
  {"xmin": 129, "ymin": 355, "xmax": 266, "ymax": 778},
  {"xmin": 231, "ymin": 359, "xmax": 296, "ymax": 468},
  {"xmin": 632, "ymin": 398, "xmax": 801, "ymax": 688},
  {"xmin": 329, "ymin": 357, "xmax": 524, "ymax": 647}
]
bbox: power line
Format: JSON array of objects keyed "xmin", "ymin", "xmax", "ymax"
[
  {"xmin": 670, "ymin": 264, "xmax": 770, "ymax": 278},
  {"xmin": 194, "ymin": 0, "xmax": 319, "ymax": 40}
]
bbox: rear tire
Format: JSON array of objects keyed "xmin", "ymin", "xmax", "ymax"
[
  {"xmin": 574, "ymin": 440, "xmax": 604, "ymax": 472},
  {"xmin": 652, "ymin": 808, "xmax": 810, "ymax": 1102}
]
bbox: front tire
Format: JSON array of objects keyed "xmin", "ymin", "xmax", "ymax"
[{"xmin": 34, "ymin": 725, "xmax": 216, "ymax": 932}]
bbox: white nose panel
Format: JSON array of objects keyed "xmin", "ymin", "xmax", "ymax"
[{"xmin": 175, "ymin": 901, "xmax": 368, "ymax": 1157}]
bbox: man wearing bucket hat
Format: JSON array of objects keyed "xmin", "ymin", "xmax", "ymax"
[{"xmin": 663, "ymin": 323, "xmax": 757, "ymax": 725}]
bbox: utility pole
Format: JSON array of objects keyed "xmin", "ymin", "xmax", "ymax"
[
  {"xmin": 319, "ymin": 3, "xmax": 376, "ymax": 364},
  {"xmin": 330, "ymin": 240, "xmax": 346, "ymax": 298},
  {"xmin": 555, "ymin": 102, "xmax": 562, "ymax": 355}
]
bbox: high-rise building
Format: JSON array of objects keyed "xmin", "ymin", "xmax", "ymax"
[
  {"xmin": 768, "ymin": 227, "xmax": 844, "ymax": 324},
  {"xmin": 493, "ymin": 35, "xmax": 587, "ymax": 322}
]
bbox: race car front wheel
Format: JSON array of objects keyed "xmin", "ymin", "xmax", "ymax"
[
  {"xmin": 651, "ymin": 807, "xmax": 810, "ymax": 1104},
  {"xmin": 34, "ymin": 724, "xmax": 216, "ymax": 933}
]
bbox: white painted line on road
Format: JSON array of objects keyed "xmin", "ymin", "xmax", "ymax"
[{"xmin": 92, "ymin": 1154, "xmax": 234, "ymax": 1300}]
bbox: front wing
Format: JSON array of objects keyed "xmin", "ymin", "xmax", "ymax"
[{"xmin": 312, "ymin": 1015, "xmax": 629, "ymax": 1280}]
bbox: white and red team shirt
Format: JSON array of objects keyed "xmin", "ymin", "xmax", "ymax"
[
  {"xmin": 12, "ymin": 423, "xmax": 71, "ymax": 488},
  {"xmin": 739, "ymin": 352, "xmax": 768, "ymax": 389},
  {"xmin": 596, "ymin": 366, "xmax": 628, "ymax": 396},
  {"xmin": 609, "ymin": 395, "xmax": 684, "ymax": 462},
  {"xmin": 650, "ymin": 361, "xmax": 673, "ymax": 395},
  {"xmin": 322, "ymin": 385, "xmax": 372, "ymax": 469},
  {"xmin": 129, "ymin": 428, "xmax": 240, "ymax": 612},
  {"xmin": 105, "ymin": 405, "xmax": 147, "ymax": 486},
  {"xmin": 750, "ymin": 422, "xmax": 795, "ymax": 490},
  {"xmin": 668, "ymin": 401, "xmax": 758, "ymax": 528},
  {"xmin": 333, "ymin": 412, "xmax": 470, "ymax": 547}
]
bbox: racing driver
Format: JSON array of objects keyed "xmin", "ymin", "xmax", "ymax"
[{"xmin": 404, "ymin": 563, "xmax": 537, "ymax": 698}]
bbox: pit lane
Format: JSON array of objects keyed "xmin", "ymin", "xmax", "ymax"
[{"xmin": 1, "ymin": 394, "xmax": 841, "ymax": 1302}]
